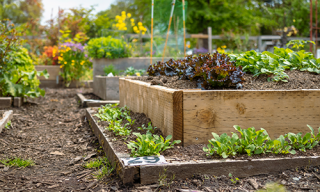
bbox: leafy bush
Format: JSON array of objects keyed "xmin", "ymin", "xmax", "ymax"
[
  {"xmin": 203, "ymin": 125, "xmax": 320, "ymax": 158},
  {"xmin": 230, "ymin": 40, "xmax": 320, "ymax": 82},
  {"xmin": 86, "ymin": 36, "xmax": 130, "ymax": 59},
  {"xmin": 127, "ymin": 132, "xmax": 181, "ymax": 157},
  {"xmin": 147, "ymin": 52, "xmax": 245, "ymax": 89},
  {"xmin": 0, "ymin": 20, "xmax": 48, "ymax": 98}
]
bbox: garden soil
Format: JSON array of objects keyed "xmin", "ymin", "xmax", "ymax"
[
  {"xmin": 135, "ymin": 70, "xmax": 320, "ymax": 90},
  {"xmin": 0, "ymin": 89, "xmax": 320, "ymax": 191}
]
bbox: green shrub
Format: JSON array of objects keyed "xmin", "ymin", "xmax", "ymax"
[
  {"xmin": 86, "ymin": 36, "xmax": 130, "ymax": 59},
  {"xmin": 0, "ymin": 21, "xmax": 48, "ymax": 97},
  {"xmin": 103, "ymin": 65, "xmax": 121, "ymax": 76}
]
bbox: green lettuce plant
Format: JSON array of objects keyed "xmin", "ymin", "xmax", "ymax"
[
  {"xmin": 229, "ymin": 40, "xmax": 320, "ymax": 82},
  {"xmin": 86, "ymin": 36, "xmax": 131, "ymax": 59},
  {"xmin": 127, "ymin": 132, "xmax": 181, "ymax": 157}
]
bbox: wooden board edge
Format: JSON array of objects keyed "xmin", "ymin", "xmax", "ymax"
[
  {"xmin": 85, "ymin": 108, "xmax": 139, "ymax": 184},
  {"xmin": 173, "ymin": 91, "xmax": 183, "ymax": 145},
  {"xmin": 76, "ymin": 94, "xmax": 87, "ymax": 107},
  {"xmin": 140, "ymin": 156, "xmax": 320, "ymax": 185},
  {"xmin": 0, "ymin": 110, "xmax": 13, "ymax": 133},
  {"xmin": 182, "ymin": 89, "xmax": 320, "ymax": 93},
  {"xmin": 0, "ymin": 97, "xmax": 12, "ymax": 108}
]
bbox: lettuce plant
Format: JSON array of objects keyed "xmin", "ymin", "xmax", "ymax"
[
  {"xmin": 147, "ymin": 52, "xmax": 245, "ymax": 90},
  {"xmin": 127, "ymin": 132, "xmax": 181, "ymax": 157}
]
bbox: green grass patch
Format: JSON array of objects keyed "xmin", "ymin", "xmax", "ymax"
[
  {"xmin": 0, "ymin": 157, "xmax": 35, "ymax": 168},
  {"xmin": 84, "ymin": 157, "xmax": 114, "ymax": 180}
]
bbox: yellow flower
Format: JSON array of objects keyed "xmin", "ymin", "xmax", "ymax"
[
  {"xmin": 127, "ymin": 13, "xmax": 131, "ymax": 18},
  {"xmin": 64, "ymin": 61, "xmax": 67, "ymax": 64},
  {"xmin": 116, "ymin": 15, "xmax": 121, "ymax": 20},
  {"xmin": 72, "ymin": 60, "xmax": 75, "ymax": 62},
  {"xmin": 60, "ymin": 53, "xmax": 63, "ymax": 56},
  {"xmin": 124, "ymin": 27, "xmax": 127, "ymax": 30},
  {"xmin": 72, "ymin": 63, "xmax": 74, "ymax": 66},
  {"xmin": 121, "ymin": 11, "xmax": 126, "ymax": 15},
  {"xmin": 136, "ymin": 72, "xmax": 141, "ymax": 76},
  {"xmin": 130, "ymin": 18, "xmax": 134, "ymax": 22},
  {"xmin": 133, "ymin": 26, "xmax": 138, "ymax": 31},
  {"xmin": 60, "ymin": 65, "xmax": 63, "ymax": 68},
  {"xmin": 142, "ymin": 32, "xmax": 145, "ymax": 35},
  {"xmin": 138, "ymin": 22, "xmax": 142, "ymax": 26},
  {"xmin": 221, "ymin": 45, "xmax": 227, "ymax": 49},
  {"xmin": 58, "ymin": 57, "xmax": 63, "ymax": 60}
]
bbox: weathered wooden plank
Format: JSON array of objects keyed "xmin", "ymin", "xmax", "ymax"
[
  {"xmin": 0, "ymin": 97, "xmax": 12, "ymax": 108},
  {"xmin": 13, "ymin": 97, "xmax": 22, "ymax": 107},
  {"xmin": 0, "ymin": 110, "xmax": 13, "ymax": 133},
  {"xmin": 86, "ymin": 108, "xmax": 139, "ymax": 184},
  {"xmin": 140, "ymin": 156, "xmax": 320, "ymax": 185},
  {"xmin": 173, "ymin": 91, "xmax": 183, "ymax": 143},
  {"xmin": 183, "ymin": 90, "xmax": 320, "ymax": 146}
]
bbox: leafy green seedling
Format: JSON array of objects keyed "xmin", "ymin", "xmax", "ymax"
[
  {"xmin": 5, "ymin": 121, "xmax": 11, "ymax": 129},
  {"xmin": 127, "ymin": 132, "xmax": 181, "ymax": 157},
  {"xmin": 138, "ymin": 122, "xmax": 157, "ymax": 134},
  {"xmin": 228, "ymin": 173, "xmax": 239, "ymax": 184}
]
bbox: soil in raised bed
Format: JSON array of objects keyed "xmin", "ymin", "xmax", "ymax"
[
  {"xmin": 92, "ymin": 107, "xmax": 320, "ymax": 163},
  {"xmin": 134, "ymin": 70, "xmax": 320, "ymax": 90}
]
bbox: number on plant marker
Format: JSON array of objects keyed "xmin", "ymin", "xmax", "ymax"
[{"xmin": 121, "ymin": 155, "xmax": 167, "ymax": 166}]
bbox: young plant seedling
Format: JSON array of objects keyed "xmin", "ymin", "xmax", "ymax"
[
  {"xmin": 228, "ymin": 173, "xmax": 239, "ymax": 184},
  {"xmin": 5, "ymin": 121, "xmax": 11, "ymax": 129},
  {"xmin": 138, "ymin": 122, "xmax": 157, "ymax": 134}
]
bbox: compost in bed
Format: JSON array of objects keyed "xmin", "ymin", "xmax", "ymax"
[{"xmin": 135, "ymin": 70, "xmax": 320, "ymax": 90}]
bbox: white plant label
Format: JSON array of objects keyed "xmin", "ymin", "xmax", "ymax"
[{"xmin": 121, "ymin": 155, "xmax": 167, "ymax": 166}]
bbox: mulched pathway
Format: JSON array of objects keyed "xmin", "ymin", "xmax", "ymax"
[{"xmin": 0, "ymin": 88, "xmax": 320, "ymax": 191}]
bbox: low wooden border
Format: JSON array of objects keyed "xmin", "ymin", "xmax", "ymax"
[
  {"xmin": 0, "ymin": 110, "xmax": 13, "ymax": 133},
  {"xmin": 86, "ymin": 107, "xmax": 320, "ymax": 185},
  {"xmin": 77, "ymin": 94, "xmax": 119, "ymax": 108},
  {"xmin": 0, "ymin": 97, "xmax": 24, "ymax": 108},
  {"xmin": 120, "ymin": 78, "xmax": 320, "ymax": 146},
  {"xmin": 86, "ymin": 108, "xmax": 139, "ymax": 184}
]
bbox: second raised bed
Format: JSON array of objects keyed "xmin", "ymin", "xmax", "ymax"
[{"xmin": 119, "ymin": 78, "xmax": 320, "ymax": 146}]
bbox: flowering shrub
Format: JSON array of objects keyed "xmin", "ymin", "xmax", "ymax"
[
  {"xmin": 40, "ymin": 46, "xmax": 59, "ymax": 65},
  {"xmin": 59, "ymin": 42, "xmax": 92, "ymax": 86},
  {"xmin": 113, "ymin": 11, "xmax": 147, "ymax": 34}
]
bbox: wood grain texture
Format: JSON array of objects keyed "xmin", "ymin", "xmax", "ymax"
[
  {"xmin": 0, "ymin": 97, "xmax": 12, "ymax": 108},
  {"xmin": 173, "ymin": 91, "xmax": 183, "ymax": 142},
  {"xmin": 140, "ymin": 156, "xmax": 320, "ymax": 185},
  {"xmin": 183, "ymin": 90, "xmax": 320, "ymax": 146},
  {"xmin": 86, "ymin": 108, "xmax": 139, "ymax": 184},
  {"xmin": 119, "ymin": 78, "xmax": 182, "ymax": 138}
]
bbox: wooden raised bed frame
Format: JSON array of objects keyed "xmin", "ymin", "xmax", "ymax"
[
  {"xmin": 119, "ymin": 78, "xmax": 320, "ymax": 146},
  {"xmin": 86, "ymin": 107, "xmax": 320, "ymax": 185}
]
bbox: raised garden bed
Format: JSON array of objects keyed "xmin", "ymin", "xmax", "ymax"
[
  {"xmin": 0, "ymin": 110, "xmax": 13, "ymax": 133},
  {"xmin": 77, "ymin": 93, "xmax": 119, "ymax": 107},
  {"xmin": 0, "ymin": 97, "xmax": 25, "ymax": 108},
  {"xmin": 119, "ymin": 78, "xmax": 320, "ymax": 146},
  {"xmin": 86, "ymin": 107, "xmax": 320, "ymax": 185},
  {"xmin": 93, "ymin": 76, "xmax": 119, "ymax": 100}
]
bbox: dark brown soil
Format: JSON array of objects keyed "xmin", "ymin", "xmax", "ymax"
[
  {"xmin": 1, "ymin": 88, "xmax": 320, "ymax": 191},
  {"xmin": 134, "ymin": 70, "xmax": 320, "ymax": 90},
  {"xmin": 82, "ymin": 93, "xmax": 101, "ymax": 100}
]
